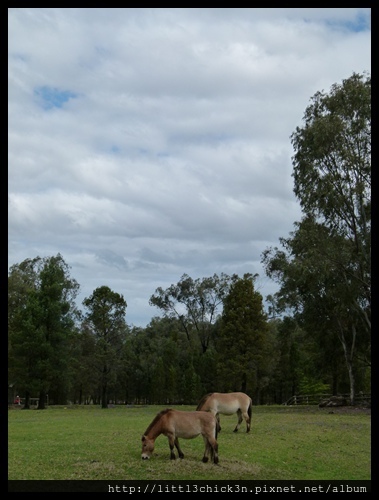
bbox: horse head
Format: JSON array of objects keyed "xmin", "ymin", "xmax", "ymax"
[{"xmin": 141, "ymin": 435, "xmax": 155, "ymax": 459}]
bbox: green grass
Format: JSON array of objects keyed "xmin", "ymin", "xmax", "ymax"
[{"xmin": 8, "ymin": 404, "xmax": 370, "ymax": 480}]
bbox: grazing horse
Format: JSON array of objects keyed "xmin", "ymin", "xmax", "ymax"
[
  {"xmin": 141, "ymin": 408, "xmax": 219, "ymax": 463},
  {"xmin": 196, "ymin": 392, "xmax": 252, "ymax": 433}
]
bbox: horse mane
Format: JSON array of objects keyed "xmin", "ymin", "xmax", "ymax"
[
  {"xmin": 143, "ymin": 408, "xmax": 172, "ymax": 435},
  {"xmin": 196, "ymin": 393, "xmax": 214, "ymax": 411}
]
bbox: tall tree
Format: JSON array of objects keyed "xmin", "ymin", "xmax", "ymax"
[
  {"xmin": 149, "ymin": 273, "xmax": 238, "ymax": 354},
  {"xmin": 216, "ymin": 274, "xmax": 271, "ymax": 401},
  {"xmin": 262, "ymin": 72, "xmax": 371, "ymax": 404},
  {"xmin": 291, "ymin": 72, "xmax": 371, "ymax": 320},
  {"xmin": 82, "ymin": 286, "xmax": 127, "ymax": 408},
  {"xmin": 69, "ymin": 322, "xmax": 97, "ymax": 404},
  {"xmin": 8, "ymin": 254, "xmax": 80, "ymax": 408}
]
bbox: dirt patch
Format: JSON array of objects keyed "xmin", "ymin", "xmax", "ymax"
[{"xmin": 321, "ymin": 406, "xmax": 371, "ymax": 415}]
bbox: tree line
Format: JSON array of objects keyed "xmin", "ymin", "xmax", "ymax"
[{"xmin": 8, "ymin": 72, "xmax": 370, "ymax": 409}]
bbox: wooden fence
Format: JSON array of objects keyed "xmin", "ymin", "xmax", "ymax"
[{"xmin": 283, "ymin": 393, "xmax": 371, "ymax": 406}]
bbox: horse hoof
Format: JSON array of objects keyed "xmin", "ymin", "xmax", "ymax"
[
  {"xmin": 179, "ymin": 454, "xmax": 184, "ymax": 459},
  {"xmin": 202, "ymin": 457, "xmax": 209, "ymax": 463}
]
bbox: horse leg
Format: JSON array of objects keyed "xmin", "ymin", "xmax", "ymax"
[
  {"xmin": 216, "ymin": 413, "xmax": 221, "ymax": 433},
  {"xmin": 202, "ymin": 436, "xmax": 210, "ymax": 463},
  {"xmin": 167, "ymin": 435, "xmax": 177, "ymax": 459},
  {"xmin": 242, "ymin": 410, "xmax": 251, "ymax": 433},
  {"xmin": 174, "ymin": 437, "xmax": 184, "ymax": 459},
  {"xmin": 233, "ymin": 409, "xmax": 243, "ymax": 432},
  {"xmin": 208, "ymin": 437, "xmax": 219, "ymax": 464}
]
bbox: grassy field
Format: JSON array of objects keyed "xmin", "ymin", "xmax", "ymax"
[{"xmin": 8, "ymin": 404, "xmax": 370, "ymax": 481}]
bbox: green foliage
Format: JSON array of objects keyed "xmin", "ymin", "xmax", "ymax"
[
  {"xmin": 298, "ymin": 376, "xmax": 330, "ymax": 396},
  {"xmin": 8, "ymin": 254, "xmax": 80, "ymax": 407},
  {"xmin": 262, "ymin": 72, "xmax": 371, "ymax": 404},
  {"xmin": 149, "ymin": 273, "xmax": 239, "ymax": 353},
  {"xmin": 82, "ymin": 286, "xmax": 128, "ymax": 408},
  {"xmin": 216, "ymin": 274, "xmax": 271, "ymax": 399},
  {"xmin": 291, "ymin": 72, "xmax": 371, "ymax": 233}
]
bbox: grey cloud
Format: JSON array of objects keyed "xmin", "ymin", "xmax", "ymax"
[{"xmin": 8, "ymin": 8, "xmax": 370, "ymax": 326}]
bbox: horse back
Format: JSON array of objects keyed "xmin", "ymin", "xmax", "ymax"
[
  {"xmin": 205, "ymin": 392, "xmax": 252, "ymax": 413},
  {"xmin": 166, "ymin": 410, "xmax": 217, "ymax": 439}
]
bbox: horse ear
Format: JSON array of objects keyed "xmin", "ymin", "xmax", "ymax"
[{"xmin": 142, "ymin": 435, "xmax": 146, "ymax": 441}]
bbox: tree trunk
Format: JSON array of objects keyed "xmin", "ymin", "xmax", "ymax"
[
  {"xmin": 38, "ymin": 389, "xmax": 46, "ymax": 410},
  {"xmin": 347, "ymin": 362, "xmax": 355, "ymax": 405},
  {"xmin": 339, "ymin": 323, "xmax": 356, "ymax": 405},
  {"xmin": 101, "ymin": 383, "xmax": 108, "ymax": 408},
  {"xmin": 23, "ymin": 390, "xmax": 31, "ymax": 409},
  {"xmin": 241, "ymin": 372, "xmax": 247, "ymax": 393}
]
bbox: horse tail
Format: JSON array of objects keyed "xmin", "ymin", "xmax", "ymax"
[
  {"xmin": 215, "ymin": 416, "xmax": 221, "ymax": 438},
  {"xmin": 196, "ymin": 392, "xmax": 213, "ymax": 411},
  {"xmin": 248, "ymin": 397, "xmax": 252, "ymax": 421}
]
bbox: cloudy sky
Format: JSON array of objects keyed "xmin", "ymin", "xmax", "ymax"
[{"xmin": 8, "ymin": 8, "xmax": 371, "ymax": 327}]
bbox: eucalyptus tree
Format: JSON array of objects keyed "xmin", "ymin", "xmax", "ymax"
[
  {"xmin": 82, "ymin": 286, "xmax": 127, "ymax": 408},
  {"xmin": 8, "ymin": 254, "xmax": 80, "ymax": 408},
  {"xmin": 149, "ymin": 273, "xmax": 238, "ymax": 354},
  {"xmin": 262, "ymin": 72, "xmax": 371, "ymax": 404}
]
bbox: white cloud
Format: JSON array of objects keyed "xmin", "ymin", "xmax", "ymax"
[{"xmin": 8, "ymin": 8, "xmax": 371, "ymax": 326}]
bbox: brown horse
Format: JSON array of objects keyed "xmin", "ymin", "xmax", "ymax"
[
  {"xmin": 196, "ymin": 392, "xmax": 252, "ymax": 433},
  {"xmin": 141, "ymin": 408, "xmax": 219, "ymax": 463}
]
